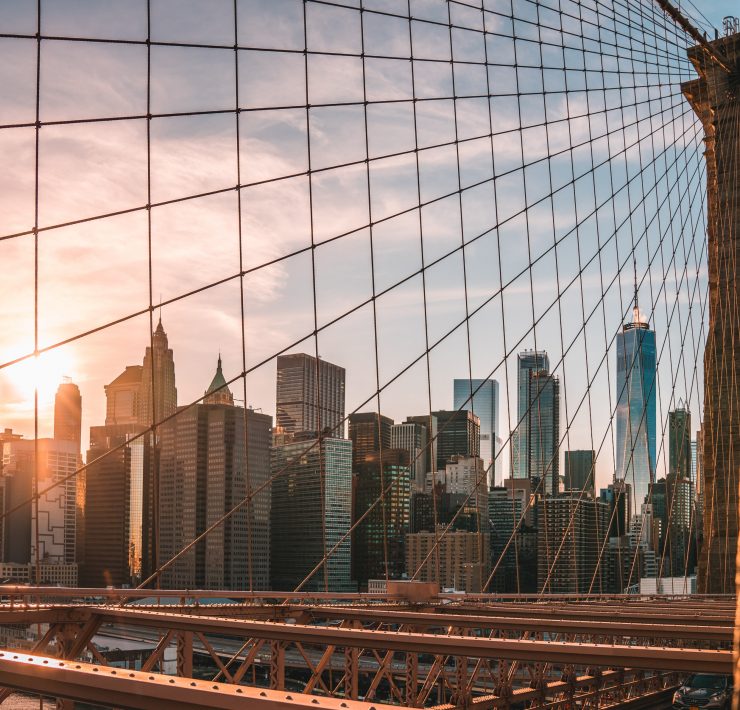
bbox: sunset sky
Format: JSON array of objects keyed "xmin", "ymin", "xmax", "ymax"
[{"xmin": 0, "ymin": 0, "xmax": 735, "ymax": 489}]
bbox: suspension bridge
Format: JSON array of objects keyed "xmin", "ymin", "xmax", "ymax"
[{"xmin": 0, "ymin": 0, "xmax": 737, "ymax": 707}]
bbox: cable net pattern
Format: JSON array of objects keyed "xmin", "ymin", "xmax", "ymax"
[{"xmin": 0, "ymin": 0, "xmax": 716, "ymax": 597}]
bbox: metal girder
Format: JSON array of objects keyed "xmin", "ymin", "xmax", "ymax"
[
  {"xmin": 431, "ymin": 603, "xmax": 733, "ymax": 627},
  {"xmin": 82, "ymin": 607, "xmax": 732, "ymax": 673},
  {"xmin": 0, "ymin": 651, "xmax": 397, "ymax": 710},
  {"xmin": 301, "ymin": 606, "xmax": 733, "ymax": 641}
]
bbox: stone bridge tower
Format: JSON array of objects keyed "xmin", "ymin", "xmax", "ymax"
[{"xmin": 682, "ymin": 29, "xmax": 739, "ymax": 594}]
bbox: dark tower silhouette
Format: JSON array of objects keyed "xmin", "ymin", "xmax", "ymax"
[{"xmin": 53, "ymin": 379, "xmax": 82, "ymax": 453}]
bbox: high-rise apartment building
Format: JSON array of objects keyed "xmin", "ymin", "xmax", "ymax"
[
  {"xmin": 352, "ymin": 449, "xmax": 410, "ymax": 590},
  {"xmin": 564, "ymin": 450, "xmax": 596, "ymax": 496},
  {"xmin": 270, "ymin": 436, "xmax": 354, "ymax": 591},
  {"xmin": 453, "ymin": 379, "xmax": 499, "ymax": 486},
  {"xmin": 138, "ymin": 319, "xmax": 177, "ymax": 428},
  {"xmin": 512, "ymin": 350, "xmax": 549, "ymax": 479},
  {"xmin": 348, "ymin": 412, "xmax": 393, "ymax": 468},
  {"xmin": 54, "ymin": 379, "xmax": 82, "ymax": 453},
  {"xmin": 432, "ymin": 410, "xmax": 480, "ymax": 472},
  {"xmin": 391, "ymin": 420, "xmax": 428, "ymax": 491},
  {"xmin": 276, "ymin": 353, "xmax": 345, "ymax": 438},
  {"xmin": 488, "ymin": 478, "xmax": 537, "ymax": 592},
  {"xmin": 405, "ymin": 527, "xmax": 490, "ymax": 592},
  {"xmin": 615, "ymin": 279, "xmax": 656, "ymax": 515},
  {"xmin": 536, "ymin": 494, "xmax": 609, "ymax": 593},
  {"xmin": 158, "ymin": 359, "xmax": 272, "ymax": 590}
]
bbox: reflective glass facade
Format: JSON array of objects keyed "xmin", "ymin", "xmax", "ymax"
[
  {"xmin": 453, "ymin": 379, "xmax": 499, "ymax": 486},
  {"xmin": 352, "ymin": 449, "xmax": 410, "ymax": 589},
  {"xmin": 615, "ymin": 323, "xmax": 656, "ymax": 512},
  {"xmin": 511, "ymin": 351, "xmax": 549, "ymax": 480},
  {"xmin": 270, "ymin": 437, "xmax": 354, "ymax": 591}
]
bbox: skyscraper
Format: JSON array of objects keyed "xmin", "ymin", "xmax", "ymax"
[
  {"xmin": 352, "ymin": 449, "xmax": 410, "ymax": 589},
  {"xmin": 564, "ymin": 450, "xmax": 596, "ymax": 496},
  {"xmin": 432, "ymin": 410, "xmax": 480, "ymax": 472},
  {"xmin": 139, "ymin": 318, "xmax": 177, "ymax": 428},
  {"xmin": 669, "ymin": 406, "xmax": 691, "ymax": 481},
  {"xmin": 511, "ymin": 350, "xmax": 549, "ymax": 479},
  {"xmin": 391, "ymin": 420, "xmax": 428, "ymax": 491},
  {"xmin": 528, "ymin": 371, "xmax": 560, "ymax": 496},
  {"xmin": 81, "ymin": 423, "xmax": 152, "ymax": 587},
  {"xmin": 270, "ymin": 436, "xmax": 354, "ymax": 591},
  {"xmin": 104, "ymin": 365, "xmax": 142, "ymax": 426},
  {"xmin": 453, "ymin": 379, "xmax": 499, "ymax": 487},
  {"xmin": 276, "ymin": 353, "xmax": 345, "ymax": 438},
  {"xmin": 54, "ymin": 379, "xmax": 82, "ymax": 453},
  {"xmin": 511, "ymin": 354, "xmax": 560, "ymax": 497},
  {"xmin": 159, "ymin": 358, "xmax": 272, "ymax": 590},
  {"xmin": 537, "ymin": 494, "xmax": 609, "ymax": 593},
  {"xmin": 348, "ymin": 412, "xmax": 393, "ymax": 469},
  {"xmin": 615, "ymin": 274, "xmax": 656, "ymax": 514},
  {"xmin": 404, "ymin": 414, "xmax": 437, "ymax": 486},
  {"xmin": 0, "ymin": 437, "xmax": 78, "ymax": 574}
]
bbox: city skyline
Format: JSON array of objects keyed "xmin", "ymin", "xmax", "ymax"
[{"xmin": 0, "ymin": 0, "xmax": 728, "ymax": 499}]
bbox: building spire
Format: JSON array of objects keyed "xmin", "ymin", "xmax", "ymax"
[{"xmin": 633, "ymin": 256, "xmax": 640, "ymax": 325}]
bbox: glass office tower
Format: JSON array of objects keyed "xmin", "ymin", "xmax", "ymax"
[
  {"xmin": 270, "ymin": 436, "xmax": 354, "ymax": 592},
  {"xmin": 615, "ymin": 291, "xmax": 656, "ymax": 513},
  {"xmin": 511, "ymin": 351, "xmax": 549, "ymax": 480},
  {"xmin": 453, "ymin": 379, "xmax": 499, "ymax": 486}
]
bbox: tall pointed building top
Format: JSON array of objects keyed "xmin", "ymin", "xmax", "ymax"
[
  {"xmin": 626, "ymin": 258, "xmax": 649, "ymax": 330},
  {"xmin": 204, "ymin": 354, "xmax": 234, "ymax": 406}
]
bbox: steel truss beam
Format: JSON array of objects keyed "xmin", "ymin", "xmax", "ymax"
[
  {"xmin": 77, "ymin": 607, "xmax": 730, "ymax": 672},
  {"xmin": 0, "ymin": 651, "xmax": 396, "ymax": 710}
]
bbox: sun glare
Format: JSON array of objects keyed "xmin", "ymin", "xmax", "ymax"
[{"xmin": 7, "ymin": 349, "xmax": 75, "ymax": 406}]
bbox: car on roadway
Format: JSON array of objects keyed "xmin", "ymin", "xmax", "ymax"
[{"xmin": 672, "ymin": 674, "xmax": 732, "ymax": 709}]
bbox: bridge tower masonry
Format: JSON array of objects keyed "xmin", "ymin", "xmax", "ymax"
[{"xmin": 682, "ymin": 28, "xmax": 740, "ymax": 595}]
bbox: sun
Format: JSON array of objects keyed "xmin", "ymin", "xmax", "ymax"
[{"xmin": 6, "ymin": 349, "xmax": 75, "ymax": 406}]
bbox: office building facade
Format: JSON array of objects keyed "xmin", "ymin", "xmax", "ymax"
[
  {"xmin": 158, "ymin": 363, "xmax": 272, "ymax": 590},
  {"xmin": 138, "ymin": 318, "xmax": 178, "ymax": 428},
  {"xmin": 511, "ymin": 350, "xmax": 549, "ymax": 479},
  {"xmin": 615, "ymin": 290, "xmax": 656, "ymax": 514},
  {"xmin": 348, "ymin": 412, "xmax": 393, "ymax": 468},
  {"xmin": 391, "ymin": 420, "xmax": 428, "ymax": 491},
  {"xmin": 352, "ymin": 449, "xmax": 410, "ymax": 589},
  {"xmin": 81, "ymin": 423, "xmax": 152, "ymax": 587},
  {"xmin": 276, "ymin": 353, "xmax": 346, "ymax": 438},
  {"xmin": 536, "ymin": 494, "xmax": 609, "ymax": 593},
  {"xmin": 564, "ymin": 450, "xmax": 596, "ymax": 495},
  {"xmin": 270, "ymin": 436, "xmax": 354, "ymax": 591},
  {"xmin": 432, "ymin": 410, "xmax": 480, "ymax": 472},
  {"xmin": 453, "ymin": 379, "xmax": 499, "ymax": 486}
]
